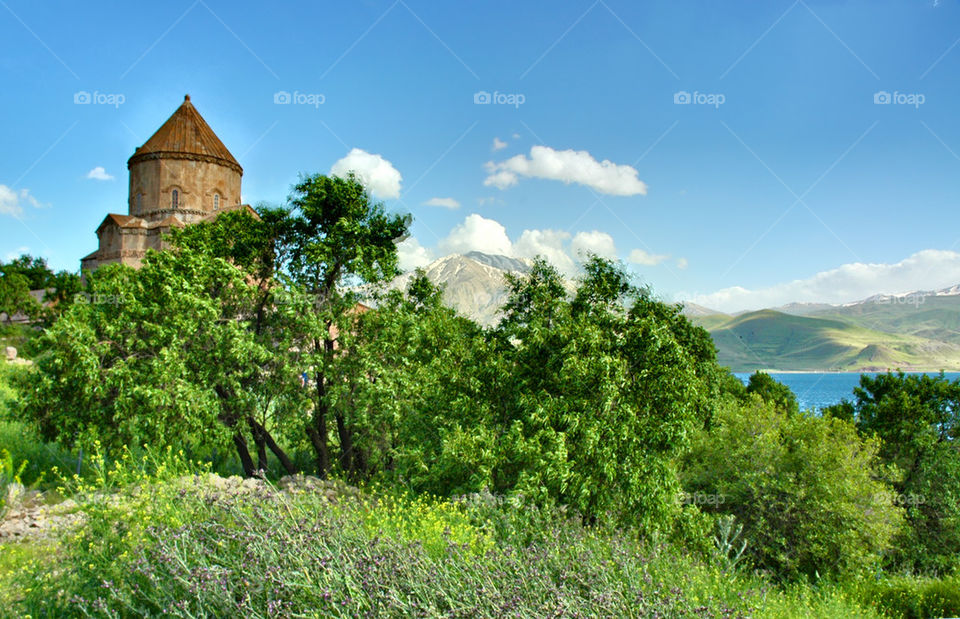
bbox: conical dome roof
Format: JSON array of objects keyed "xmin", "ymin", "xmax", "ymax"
[{"xmin": 127, "ymin": 95, "xmax": 242, "ymax": 174}]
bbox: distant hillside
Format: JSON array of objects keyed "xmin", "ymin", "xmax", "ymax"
[
  {"xmin": 693, "ymin": 300, "xmax": 960, "ymax": 372},
  {"xmin": 388, "ymin": 255, "xmax": 960, "ymax": 372},
  {"xmin": 808, "ymin": 294, "xmax": 960, "ymax": 347}
]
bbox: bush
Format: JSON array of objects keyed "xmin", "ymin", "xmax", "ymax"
[
  {"xmin": 0, "ymin": 421, "xmax": 79, "ymax": 489},
  {"xmin": 681, "ymin": 395, "xmax": 904, "ymax": 582},
  {"xmin": 5, "ymin": 453, "xmax": 876, "ymax": 617},
  {"xmin": 862, "ymin": 574, "xmax": 960, "ymax": 619},
  {"xmin": 0, "ymin": 448, "xmax": 25, "ymax": 520}
]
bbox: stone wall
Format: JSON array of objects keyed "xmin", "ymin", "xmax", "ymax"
[{"xmin": 128, "ymin": 157, "xmax": 241, "ymax": 224}]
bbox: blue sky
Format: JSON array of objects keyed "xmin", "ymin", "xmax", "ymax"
[{"xmin": 2, "ymin": 0, "xmax": 960, "ymax": 312}]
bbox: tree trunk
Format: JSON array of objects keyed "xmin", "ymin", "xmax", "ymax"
[
  {"xmin": 233, "ymin": 431, "xmax": 256, "ymax": 478},
  {"xmin": 248, "ymin": 416, "xmax": 297, "ymax": 475},
  {"xmin": 336, "ymin": 412, "xmax": 354, "ymax": 475},
  {"xmin": 310, "ymin": 360, "xmax": 330, "ymax": 478},
  {"xmin": 254, "ymin": 430, "xmax": 268, "ymax": 475}
]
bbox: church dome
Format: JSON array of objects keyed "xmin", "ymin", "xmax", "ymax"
[{"xmin": 127, "ymin": 94, "xmax": 242, "ymax": 175}]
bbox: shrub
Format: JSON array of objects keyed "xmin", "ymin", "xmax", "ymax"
[
  {"xmin": 862, "ymin": 574, "xmax": 960, "ymax": 619},
  {"xmin": 0, "ymin": 450, "xmax": 876, "ymax": 618},
  {"xmin": 681, "ymin": 395, "xmax": 904, "ymax": 581},
  {"xmin": 0, "ymin": 448, "xmax": 26, "ymax": 520}
]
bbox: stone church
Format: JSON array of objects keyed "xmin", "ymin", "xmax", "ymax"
[{"xmin": 81, "ymin": 95, "xmax": 256, "ymax": 272}]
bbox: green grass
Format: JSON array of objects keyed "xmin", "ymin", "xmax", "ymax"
[
  {"xmin": 0, "ymin": 453, "xmax": 880, "ymax": 618},
  {"xmin": 0, "ymin": 421, "xmax": 79, "ymax": 489},
  {"xmin": 0, "ymin": 448, "xmax": 957, "ymax": 617}
]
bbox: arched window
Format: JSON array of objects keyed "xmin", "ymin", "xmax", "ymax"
[
  {"xmin": 171, "ymin": 189, "xmax": 179, "ymax": 209},
  {"xmin": 213, "ymin": 193, "xmax": 220, "ymax": 210},
  {"xmin": 135, "ymin": 193, "xmax": 142, "ymax": 211}
]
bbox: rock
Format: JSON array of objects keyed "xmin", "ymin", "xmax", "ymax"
[{"xmin": 4, "ymin": 346, "xmax": 16, "ymax": 361}]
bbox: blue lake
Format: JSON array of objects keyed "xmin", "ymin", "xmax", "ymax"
[{"xmin": 733, "ymin": 372, "xmax": 960, "ymax": 412}]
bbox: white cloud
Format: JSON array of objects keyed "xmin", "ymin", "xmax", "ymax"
[
  {"xmin": 628, "ymin": 248, "xmax": 670, "ymax": 266},
  {"xmin": 571, "ymin": 230, "xmax": 617, "ymax": 260},
  {"xmin": 426, "ymin": 215, "xmax": 620, "ymax": 276},
  {"xmin": 484, "ymin": 145, "xmax": 648, "ymax": 196},
  {"xmin": 514, "ymin": 229, "xmax": 575, "ymax": 274},
  {"xmin": 404, "ymin": 215, "xmax": 678, "ymax": 278},
  {"xmin": 4, "ymin": 246, "xmax": 30, "ymax": 262},
  {"xmin": 423, "ymin": 197, "xmax": 460, "ymax": 209},
  {"xmin": 330, "ymin": 148, "xmax": 402, "ymax": 199},
  {"xmin": 396, "ymin": 237, "xmax": 434, "ymax": 271},
  {"xmin": 438, "ymin": 214, "xmax": 513, "ymax": 256},
  {"xmin": 676, "ymin": 257, "xmax": 689, "ymax": 270},
  {"xmin": 86, "ymin": 166, "xmax": 114, "ymax": 181},
  {"xmin": 512, "ymin": 132, "xmax": 521, "ymax": 139},
  {"xmin": 0, "ymin": 185, "xmax": 42, "ymax": 217},
  {"xmin": 492, "ymin": 137, "xmax": 508, "ymax": 151},
  {"xmin": 688, "ymin": 249, "xmax": 960, "ymax": 313}
]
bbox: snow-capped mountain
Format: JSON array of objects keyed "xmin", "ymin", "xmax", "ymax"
[{"xmin": 389, "ymin": 252, "xmax": 534, "ymax": 326}]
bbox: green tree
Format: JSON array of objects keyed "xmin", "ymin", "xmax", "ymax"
[
  {"xmin": 21, "ymin": 247, "xmax": 273, "ymax": 473},
  {"xmin": 0, "ymin": 272, "xmax": 39, "ymax": 323},
  {"xmin": 682, "ymin": 395, "xmax": 904, "ymax": 581},
  {"xmin": 0, "ymin": 254, "xmax": 83, "ymax": 323},
  {"xmin": 170, "ymin": 207, "xmax": 303, "ymax": 476},
  {"xmin": 489, "ymin": 257, "xmax": 707, "ymax": 531},
  {"xmin": 323, "ymin": 272, "xmax": 491, "ymax": 489},
  {"xmin": 745, "ymin": 371, "xmax": 799, "ymax": 415},
  {"xmin": 278, "ymin": 173, "xmax": 410, "ymax": 478},
  {"xmin": 846, "ymin": 371, "xmax": 960, "ymax": 573}
]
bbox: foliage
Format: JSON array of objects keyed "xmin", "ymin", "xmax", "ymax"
[
  {"xmin": 0, "ymin": 362, "xmax": 24, "ymax": 420},
  {"xmin": 844, "ymin": 371, "xmax": 960, "ymax": 574},
  {"xmin": 488, "ymin": 257, "xmax": 709, "ymax": 531},
  {"xmin": 681, "ymin": 395, "xmax": 904, "ymax": 581},
  {"xmin": 745, "ymin": 371, "xmax": 800, "ymax": 415},
  {"xmin": 0, "ymin": 421, "xmax": 79, "ymax": 489},
  {"xmin": 322, "ymin": 272, "xmax": 490, "ymax": 491},
  {"xmin": 860, "ymin": 573, "xmax": 960, "ymax": 619},
  {"xmin": 0, "ymin": 254, "xmax": 82, "ymax": 324},
  {"xmin": 21, "ymin": 247, "xmax": 266, "ymax": 458},
  {"xmin": 0, "ymin": 448, "xmax": 26, "ymax": 520},
  {"xmin": 333, "ymin": 258, "xmax": 716, "ymax": 533},
  {"xmin": 5, "ymin": 458, "xmax": 877, "ymax": 618}
]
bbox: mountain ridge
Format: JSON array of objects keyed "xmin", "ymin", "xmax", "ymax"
[{"xmin": 386, "ymin": 252, "xmax": 960, "ymax": 372}]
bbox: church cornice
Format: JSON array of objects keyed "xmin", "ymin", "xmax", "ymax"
[{"xmin": 127, "ymin": 150, "xmax": 243, "ymax": 175}]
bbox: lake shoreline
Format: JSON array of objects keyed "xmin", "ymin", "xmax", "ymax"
[{"xmin": 734, "ymin": 371, "xmax": 960, "ymax": 411}]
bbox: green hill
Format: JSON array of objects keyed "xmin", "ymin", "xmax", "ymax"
[
  {"xmin": 810, "ymin": 296, "xmax": 960, "ymax": 346},
  {"xmin": 695, "ymin": 308, "xmax": 960, "ymax": 372}
]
